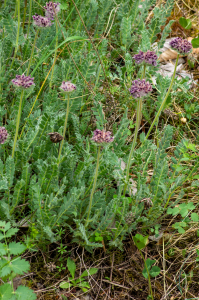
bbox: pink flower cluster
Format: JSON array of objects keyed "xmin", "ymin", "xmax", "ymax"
[
  {"xmin": 12, "ymin": 74, "xmax": 35, "ymax": 89},
  {"xmin": 91, "ymin": 129, "xmax": 114, "ymax": 144},
  {"xmin": 33, "ymin": 1, "xmax": 60, "ymax": 27},
  {"xmin": 32, "ymin": 14, "xmax": 52, "ymax": 28},
  {"xmin": 169, "ymin": 37, "xmax": 192, "ymax": 55},
  {"xmin": 133, "ymin": 50, "xmax": 158, "ymax": 66},
  {"xmin": 0, "ymin": 127, "xmax": 8, "ymax": 144},
  {"xmin": 129, "ymin": 79, "xmax": 152, "ymax": 98},
  {"xmin": 44, "ymin": 2, "xmax": 61, "ymax": 19},
  {"xmin": 60, "ymin": 81, "xmax": 76, "ymax": 92}
]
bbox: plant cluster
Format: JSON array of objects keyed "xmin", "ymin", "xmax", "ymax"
[{"xmin": 0, "ymin": 0, "xmax": 199, "ymax": 298}]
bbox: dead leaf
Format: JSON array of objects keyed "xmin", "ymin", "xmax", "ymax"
[{"xmin": 159, "ymin": 48, "xmax": 179, "ymax": 62}]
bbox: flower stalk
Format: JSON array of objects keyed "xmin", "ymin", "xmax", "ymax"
[
  {"xmin": 85, "ymin": 145, "xmax": 101, "ymax": 227},
  {"xmin": 10, "ymin": 0, "xmax": 21, "ymax": 69},
  {"xmin": 27, "ymin": 29, "xmax": 39, "ymax": 75},
  {"xmin": 27, "ymin": 0, "xmax": 32, "ymax": 37},
  {"xmin": 123, "ymin": 96, "xmax": 142, "ymax": 195},
  {"xmin": 145, "ymin": 54, "xmax": 179, "ymax": 140},
  {"xmin": 123, "ymin": 65, "xmax": 150, "ymax": 195},
  {"xmin": 58, "ymin": 93, "xmax": 70, "ymax": 163},
  {"xmin": 12, "ymin": 90, "xmax": 24, "ymax": 158},
  {"xmin": 49, "ymin": 17, "xmax": 58, "ymax": 88}
]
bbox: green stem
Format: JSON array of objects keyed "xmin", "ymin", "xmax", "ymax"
[
  {"xmin": 145, "ymin": 54, "xmax": 179, "ymax": 140},
  {"xmin": 12, "ymin": 90, "xmax": 24, "ymax": 158},
  {"xmin": 27, "ymin": 0, "xmax": 32, "ymax": 37},
  {"xmin": 85, "ymin": 146, "xmax": 101, "ymax": 227},
  {"xmin": 27, "ymin": 29, "xmax": 39, "ymax": 75},
  {"xmin": 139, "ymin": 250, "xmax": 154, "ymax": 300},
  {"xmin": 142, "ymin": 65, "xmax": 146, "ymax": 79},
  {"xmin": 22, "ymin": 0, "xmax": 27, "ymax": 29},
  {"xmin": 11, "ymin": 0, "xmax": 21, "ymax": 69},
  {"xmin": 58, "ymin": 93, "xmax": 70, "ymax": 163},
  {"xmin": 123, "ymin": 97, "xmax": 142, "ymax": 195},
  {"xmin": 49, "ymin": 18, "xmax": 58, "ymax": 88},
  {"xmin": 123, "ymin": 64, "xmax": 146, "ymax": 195}
]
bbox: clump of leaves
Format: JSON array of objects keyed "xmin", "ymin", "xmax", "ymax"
[
  {"xmin": 0, "ymin": 221, "xmax": 36, "ymax": 300},
  {"xmin": 60, "ymin": 257, "xmax": 98, "ymax": 293}
]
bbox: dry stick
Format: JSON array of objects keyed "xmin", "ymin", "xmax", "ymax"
[
  {"xmin": 163, "ymin": 236, "xmax": 166, "ymax": 299},
  {"xmin": 108, "ymin": 253, "xmax": 115, "ymax": 298}
]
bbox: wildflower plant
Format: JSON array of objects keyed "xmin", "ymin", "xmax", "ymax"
[
  {"xmin": 85, "ymin": 129, "xmax": 114, "ymax": 227},
  {"xmin": 11, "ymin": 74, "xmax": 35, "ymax": 158},
  {"xmin": 0, "ymin": 1, "xmax": 199, "ymax": 291},
  {"xmin": 124, "ymin": 78, "xmax": 153, "ymax": 195},
  {"xmin": 58, "ymin": 81, "xmax": 77, "ymax": 163}
]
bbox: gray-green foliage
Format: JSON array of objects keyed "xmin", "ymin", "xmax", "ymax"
[{"xmin": 1, "ymin": 0, "xmax": 198, "ymax": 253}]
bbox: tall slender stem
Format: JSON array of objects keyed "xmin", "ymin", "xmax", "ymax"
[
  {"xmin": 58, "ymin": 93, "xmax": 70, "ymax": 163},
  {"xmin": 85, "ymin": 146, "xmax": 101, "ymax": 227},
  {"xmin": 145, "ymin": 54, "xmax": 179, "ymax": 140},
  {"xmin": 27, "ymin": 0, "xmax": 32, "ymax": 37},
  {"xmin": 123, "ymin": 65, "xmax": 146, "ymax": 195},
  {"xmin": 123, "ymin": 97, "xmax": 142, "ymax": 195},
  {"xmin": 12, "ymin": 90, "xmax": 24, "ymax": 158},
  {"xmin": 27, "ymin": 29, "xmax": 39, "ymax": 75},
  {"xmin": 49, "ymin": 18, "xmax": 58, "ymax": 88},
  {"xmin": 11, "ymin": 0, "xmax": 21, "ymax": 69},
  {"xmin": 22, "ymin": 0, "xmax": 27, "ymax": 29}
]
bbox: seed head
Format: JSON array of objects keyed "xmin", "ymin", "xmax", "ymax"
[
  {"xmin": 133, "ymin": 50, "xmax": 157, "ymax": 66},
  {"xmin": 32, "ymin": 14, "xmax": 52, "ymax": 27},
  {"xmin": 129, "ymin": 79, "xmax": 152, "ymax": 98},
  {"xmin": 0, "ymin": 127, "xmax": 8, "ymax": 144},
  {"xmin": 169, "ymin": 37, "xmax": 192, "ymax": 55},
  {"xmin": 60, "ymin": 81, "xmax": 76, "ymax": 92},
  {"xmin": 91, "ymin": 129, "xmax": 114, "ymax": 144},
  {"xmin": 44, "ymin": 2, "xmax": 61, "ymax": 19},
  {"xmin": 12, "ymin": 74, "xmax": 35, "ymax": 89},
  {"xmin": 48, "ymin": 132, "xmax": 64, "ymax": 143}
]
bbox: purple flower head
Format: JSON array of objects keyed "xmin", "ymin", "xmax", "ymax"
[
  {"xmin": 60, "ymin": 81, "xmax": 76, "ymax": 92},
  {"xmin": 129, "ymin": 79, "xmax": 152, "ymax": 98},
  {"xmin": 44, "ymin": 2, "xmax": 61, "ymax": 19},
  {"xmin": 0, "ymin": 127, "xmax": 8, "ymax": 144},
  {"xmin": 32, "ymin": 14, "xmax": 52, "ymax": 27},
  {"xmin": 133, "ymin": 50, "xmax": 157, "ymax": 66},
  {"xmin": 169, "ymin": 37, "xmax": 192, "ymax": 55},
  {"xmin": 133, "ymin": 51, "xmax": 145, "ymax": 65},
  {"xmin": 144, "ymin": 50, "xmax": 158, "ymax": 66},
  {"xmin": 12, "ymin": 74, "xmax": 35, "ymax": 89},
  {"xmin": 91, "ymin": 129, "xmax": 114, "ymax": 144}
]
